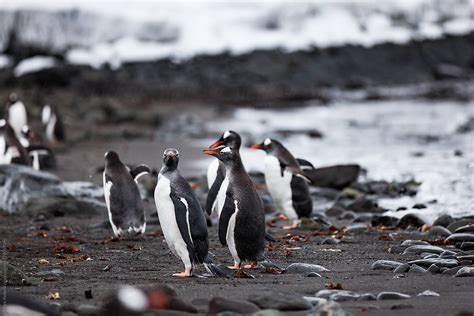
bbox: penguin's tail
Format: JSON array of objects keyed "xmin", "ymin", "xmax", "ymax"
[{"xmin": 203, "ymin": 255, "xmax": 233, "ymax": 278}]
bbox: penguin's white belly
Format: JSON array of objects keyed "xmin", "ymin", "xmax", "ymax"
[
  {"xmin": 215, "ymin": 176, "xmax": 229, "ymax": 217},
  {"xmin": 207, "ymin": 159, "xmax": 219, "ymax": 189},
  {"xmin": 264, "ymin": 155, "xmax": 297, "ymax": 220},
  {"xmin": 226, "ymin": 200, "xmax": 240, "ymax": 264},
  {"xmin": 0, "ymin": 137, "xmax": 6, "ymax": 163},
  {"xmin": 8, "ymin": 102, "xmax": 27, "ymax": 135},
  {"xmin": 154, "ymin": 176, "xmax": 191, "ymax": 265}
]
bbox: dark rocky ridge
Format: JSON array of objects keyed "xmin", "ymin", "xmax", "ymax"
[{"xmin": 1, "ymin": 34, "xmax": 473, "ymax": 104}]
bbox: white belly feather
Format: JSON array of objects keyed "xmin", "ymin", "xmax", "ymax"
[
  {"xmin": 264, "ymin": 155, "xmax": 297, "ymax": 220},
  {"xmin": 226, "ymin": 200, "xmax": 240, "ymax": 264},
  {"xmin": 154, "ymin": 175, "xmax": 192, "ymax": 268}
]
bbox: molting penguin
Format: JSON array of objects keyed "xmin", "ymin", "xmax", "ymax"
[
  {"xmin": 203, "ymin": 146, "xmax": 266, "ymax": 269},
  {"xmin": 0, "ymin": 119, "xmax": 31, "ymax": 166},
  {"xmin": 42, "ymin": 104, "xmax": 66, "ymax": 145},
  {"xmin": 206, "ymin": 130, "xmax": 241, "ymax": 218},
  {"xmin": 250, "ymin": 138, "xmax": 313, "ymax": 228},
  {"xmin": 103, "ymin": 151, "xmax": 150, "ymax": 238},
  {"xmin": 154, "ymin": 148, "xmax": 225, "ymax": 277},
  {"xmin": 5, "ymin": 93, "xmax": 27, "ymax": 137}
]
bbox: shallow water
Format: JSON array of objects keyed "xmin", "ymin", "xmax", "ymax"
[{"xmin": 203, "ymin": 100, "xmax": 474, "ymax": 223}]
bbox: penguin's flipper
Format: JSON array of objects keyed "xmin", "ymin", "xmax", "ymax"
[
  {"xmin": 130, "ymin": 164, "xmax": 151, "ymax": 182},
  {"xmin": 206, "ymin": 177, "xmax": 221, "ymax": 215},
  {"xmin": 280, "ymin": 160, "xmax": 313, "ymax": 184},
  {"xmin": 203, "ymin": 255, "xmax": 233, "ymax": 278},
  {"xmin": 296, "ymin": 158, "xmax": 315, "ymax": 170},
  {"xmin": 257, "ymin": 253, "xmax": 282, "ymax": 271},
  {"xmin": 170, "ymin": 193, "xmax": 198, "ymax": 262},
  {"xmin": 218, "ymin": 193, "xmax": 236, "ymax": 246}
]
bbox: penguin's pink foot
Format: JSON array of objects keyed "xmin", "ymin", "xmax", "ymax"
[
  {"xmin": 172, "ymin": 271, "xmax": 192, "ymax": 277},
  {"xmin": 282, "ymin": 222, "xmax": 299, "ymax": 230},
  {"xmin": 278, "ymin": 214, "xmax": 289, "ymax": 221},
  {"xmin": 227, "ymin": 263, "xmax": 241, "ymax": 270},
  {"xmin": 244, "ymin": 262, "xmax": 258, "ymax": 269}
]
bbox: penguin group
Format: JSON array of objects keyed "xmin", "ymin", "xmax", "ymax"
[
  {"xmin": 0, "ymin": 93, "xmax": 65, "ymax": 170},
  {"xmin": 104, "ymin": 130, "xmax": 315, "ymax": 277}
]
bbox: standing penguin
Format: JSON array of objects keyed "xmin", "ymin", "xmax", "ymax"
[
  {"xmin": 206, "ymin": 130, "xmax": 241, "ymax": 217},
  {"xmin": 42, "ymin": 104, "xmax": 66, "ymax": 145},
  {"xmin": 0, "ymin": 119, "xmax": 31, "ymax": 166},
  {"xmin": 250, "ymin": 138, "xmax": 313, "ymax": 229},
  {"xmin": 154, "ymin": 148, "xmax": 225, "ymax": 277},
  {"xmin": 103, "ymin": 151, "xmax": 150, "ymax": 237},
  {"xmin": 203, "ymin": 146, "xmax": 266, "ymax": 269},
  {"xmin": 5, "ymin": 93, "xmax": 27, "ymax": 137}
]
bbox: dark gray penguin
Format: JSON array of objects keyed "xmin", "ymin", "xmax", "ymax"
[{"xmin": 103, "ymin": 151, "xmax": 150, "ymax": 237}]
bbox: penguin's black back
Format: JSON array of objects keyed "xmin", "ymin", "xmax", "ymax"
[
  {"xmin": 290, "ymin": 175, "xmax": 313, "ymax": 218},
  {"xmin": 223, "ymin": 166, "xmax": 265, "ymax": 262},
  {"xmin": 105, "ymin": 164, "xmax": 145, "ymax": 230},
  {"xmin": 166, "ymin": 170, "xmax": 209, "ymax": 264}
]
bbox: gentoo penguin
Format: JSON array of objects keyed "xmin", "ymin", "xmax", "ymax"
[
  {"xmin": 203, "ymin": 146, "xmax": 266, "ymax": 269},
  {"xmin": 206, "ymin": 130, "xmax": 241, "ymax": 217},
  {"xmin": 42, "ymin": 104, "xmax": 65, "ymax": 145},
  {"xmin": 5, "ymin": 93, "xmax": 27, "ymax": 137},
  {"xmin": 0, "ymin": 119, "xmax": 31, "ymax": 166},
  {"xmin": 155, "ymin": 148, "xmax": 225, "ymax": 277},
  {"xmin": 103, "ymin": 151, "xmax": 150, "ymax": 238},
  {"xmin": 20, "ymin": 125, "xmax": 56, "ymax": 170},
  {"xmin": 250, "ymin": 138, "xmax": 313, "ymax": 228}
]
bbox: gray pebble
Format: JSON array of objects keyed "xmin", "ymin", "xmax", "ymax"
[
  {"xmin": 408, "ymin": 258, "xmax": 458, "ymax": 268},
  {"xmin": 417, "ymin": 290, "xmax": 440, "ymax": 297},
  {"xmin": 329, "ymin": 291, "xmax": 360, "ymax": 302},
  {"xmin": 428, "ymin": 225, "xmax": 451, "ymax": 237},
  {"xmin": 427, "ymin": 264, "xmax": 440, "ymax": 274},
  {"xmin": 454, "ymin": 266, "xmax": 474, "ymax": 277},
  {"xmin": 455, "ymin": 224, "xmax": 474, "ymax": 234},
  {"xmin": 248, "ymin": 293, "xmax": 312, "ymax": 311},
  {"xmin": 306, "ymin": 272, "xmax": 321, "ymax": 277},
  {"xmin": 285, "ymin": 263, "xmax": 330, "ymax": 274},
  {"xmin": 421, "ymin": 253, "xmax": 439, "ymax": 259},
  {"xmin": 440, "ymin": 250, "xmax": 457, "ymax": 257},
  {"xmin": 442, "ymin": 266, "xmax": 464, "ymax": 275},
  {"xmin": 460, "ymin": 242, "xmax": 474, "ymax": 251},
  {"xmin": 403, "ymin": 245, "xmax": 445, "ymax": 255},
  {"xmin": 409, "ymin": 264, "xmax": 427, "ymax": 273},
  {"xmin": 377, "ymin": 292, "xmax": 411, "ymax": 300},
  {"xmin": 401, "ymin": 240, "xmax": 430, "ymax": 246},
  {"xmin": 371, "ymin": 260, "xmax": 403, "ymax": 271},
  {"xmin": 391, "ymin": 304, "xmax": 414, "ymax": 310},
  {"xmin": 446, "ymin": 233, "xmax": 474, "ymax": 242},
  {"xmin": 76, "ymin": 304, "xmax": 99, "ymax": 316},
  {"xmin": 393, "ymin": 263, "xmax": 410, "ymax": 273},
  {"xmin": 320, "ymin": 237, "xmax": 340, "ymax": 245},
  {"xmin": 358, "ymin": 293, "xmax": 377, "ymax": 301},
  {"xmin": 447, "ymin": 220, "xmax": 474, "ymax": 233}
]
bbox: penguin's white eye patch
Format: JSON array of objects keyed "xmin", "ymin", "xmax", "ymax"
[
  {"xmin": 264, "ymin": 138, "xmax": 271, "ymax": 146},
  {"xmin": 223, "ymin": 131, "xmax": 230, "ymax": 139},
  {"xmin": 220, "ymin": 147, "xmax": 232, "ymax": 154}
]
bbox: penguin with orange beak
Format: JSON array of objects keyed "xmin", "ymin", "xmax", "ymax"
[
  {"xmin": 206, "ymin": 131, "xmax": 241, "ymax": 218},
  {"xmin": 203, "ymin": 146, "xmax": 266, "ymax": 269},
  {"xmin": 250, "ymin": 138, "xmax": 313, "ymax": 229}
]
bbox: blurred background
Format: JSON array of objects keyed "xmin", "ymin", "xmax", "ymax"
[{"xmin": 0, "ymin": 0, "xmax": 473, "ymax": 222}]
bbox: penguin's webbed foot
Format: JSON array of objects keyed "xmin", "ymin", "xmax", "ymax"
[
  {"xmin": 243, "ymin": 261, "xmax": 258, "ymax": 269},
  {"xmin": 227, "ymin": 263, "xmax": 241, "ymax": 270},
  {"xmin": 172, "ymin": 271, "xmax": 192, "ymax": 278},
  {"xmin": 278, "ymin": 214, "xmax": 289, "ymax": 221},
  {"xmin": 282, "ymin": 223, "xmax": 299, "ymax": 230}
]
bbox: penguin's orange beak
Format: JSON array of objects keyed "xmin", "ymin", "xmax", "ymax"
[
  {"xmin": 249, "ymin": 144, "xmax": 264, "ymax": 150},
  {"xmin": 209, "ymin": 139, "xmax": 224, "ymax": 149},
  {"xmin": 202, "ymin": 149, "xmax": 218, "ymax": 156}
]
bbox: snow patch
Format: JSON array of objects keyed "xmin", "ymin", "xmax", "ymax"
[{"xmin": 13, "ymin": 56, "xmax": 57, "ymax": 77}]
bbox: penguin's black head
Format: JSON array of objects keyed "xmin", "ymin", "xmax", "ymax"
[
  {"xmin": 249, "ymin": 138, "xmax": 275, "ymax": 153},
  {"xmin": 163, "ymin": 148, "xmax": 179, "ymax": 168},
  {"xmin": 209, "ymin": 130, "xmax": 241, "ymax": 151},
  {"xmin": 104, "ymin": 151, "xmax": 121, "ymax": 164},
  {"xmin": 8, "ymin": 93, "xmax": 18, "ymax": 104},
  {"xmin": 203, "ymin": 146, "xmax": 238, "ymax": 164}
]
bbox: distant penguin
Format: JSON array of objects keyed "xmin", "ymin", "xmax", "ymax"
[
  {"xmin": 154, "ymin": 148, "xmax": 225, "ymax": 277},
  {"xmin": 250, "ymin": 138, "xmax": 313, "ymax": 228},
  {"xmin": 42, "ymin": 104, "xmax": 65, "ymax": 145},
  {"xmin": 103, "ymin": 151, "xmax": 150, "ymax": 238},
  {"xmin": 0, "ymin": 119, "xmax": 31, "ymax": 166},
  {"xmin": 18, "ymin": 125, "xmax": 56, "ymax": 170},
  {"xmin": 5, "ymin": 93, "xmax": 27, "ymax": 137},
  {"xmin": 203, "ymin": 146, "xmax": 267, "ymax": 269},
  {"xmin": 206, "ymin": 130, "xmax": 241, "ymax": 218}
]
